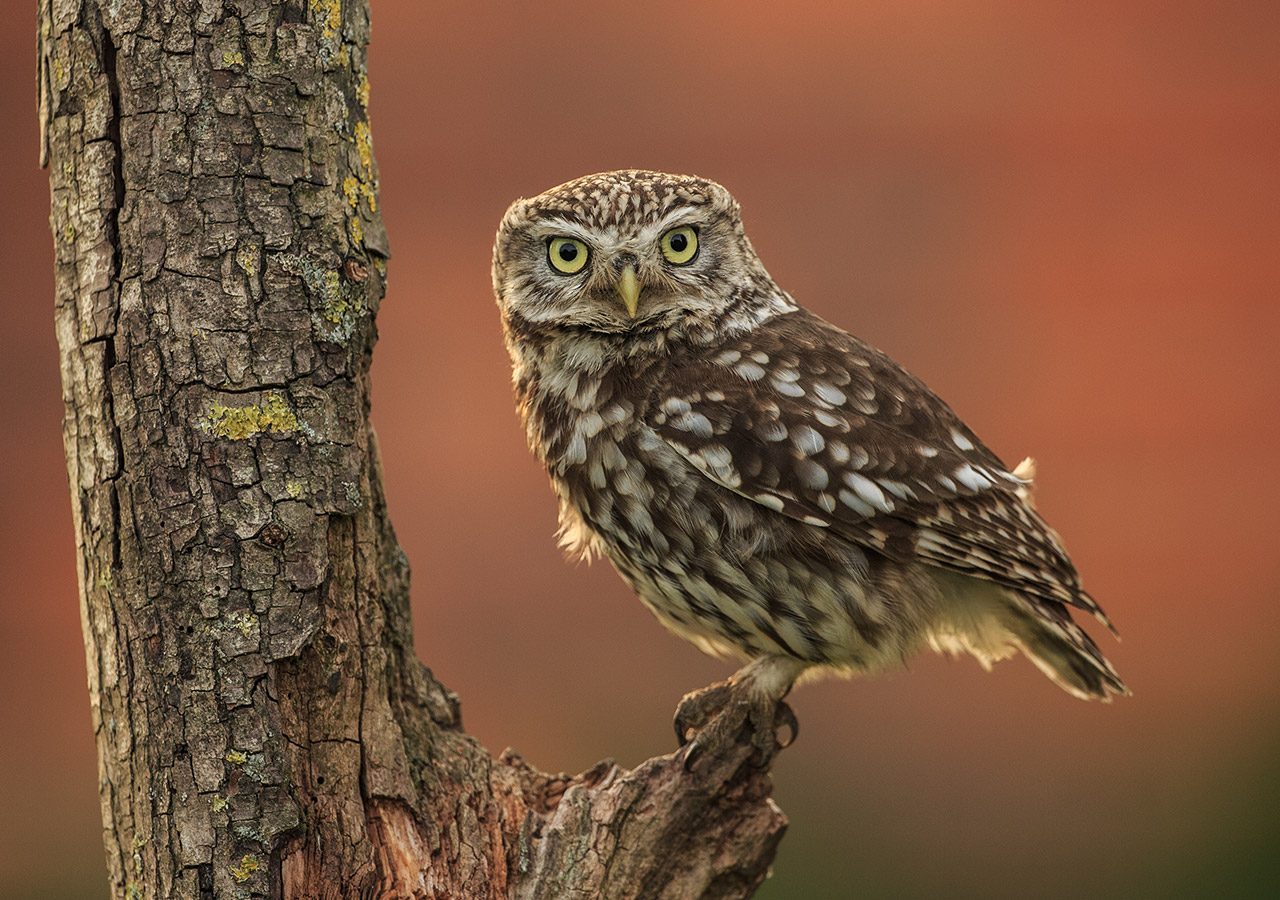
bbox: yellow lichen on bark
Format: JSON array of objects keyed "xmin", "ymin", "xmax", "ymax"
[{"xmin": 204, "ymin": 393, "xmax": 299, "ymax": 440}]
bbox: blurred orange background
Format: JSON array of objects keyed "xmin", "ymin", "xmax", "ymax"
[{"xmin": 3, "ymin": 2, "xmax": 1277, "ymax": 897}]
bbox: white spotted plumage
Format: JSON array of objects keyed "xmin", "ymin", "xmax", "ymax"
[{"xmin": 494, "ymin": 170, "xmax": 1126, "ymax": 704}]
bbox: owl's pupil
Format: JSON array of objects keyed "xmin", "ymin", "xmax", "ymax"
[
  {"xmin": 558, "ymin": 243, "xmax": 578, "ymax": 262},
  {"xmin": 669, "ymin": 233, "xmax": 688, "ymax": 252}
]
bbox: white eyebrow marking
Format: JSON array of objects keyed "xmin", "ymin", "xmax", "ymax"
[
  {"xmin": 634, "ymin": 207, "xmax": 707, "ymax": 244},
  {"xmin": 530, "ymin": 219, "xmax": 601, "ymax": 244}
]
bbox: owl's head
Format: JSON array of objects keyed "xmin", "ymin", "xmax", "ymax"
[{"xmin": 493, "ymin": 170, "xmax": 783, "ymax": 340}]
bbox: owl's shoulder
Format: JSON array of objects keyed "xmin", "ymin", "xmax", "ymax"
[{"xmin": 669, "ymin": 307, "xmax": 1002, "ymax": 468}]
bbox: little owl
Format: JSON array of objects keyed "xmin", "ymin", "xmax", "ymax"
[{"xmin": 492, "ymin": 171, "xmax": 1125, "ymax": 762}]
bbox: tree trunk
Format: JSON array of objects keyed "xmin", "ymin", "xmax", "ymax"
[{"xmin": 40, "ymin": 1, "xmax": 787, "ymax": 897}]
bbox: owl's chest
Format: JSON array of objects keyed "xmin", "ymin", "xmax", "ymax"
[
  {"xmin": 550, "ymin": 402, "xmax": 704, "ymax": 556},
  {"xmin": 518, "ymin": 369, "xmax": 696, "ymax": 550},
  {"xmin": 515, "ymin": 346, "xmax": 783, "ymax": 568},
  {"xmin": 547, "ymin": 411, "xmax": 789, "ymax": 589}
]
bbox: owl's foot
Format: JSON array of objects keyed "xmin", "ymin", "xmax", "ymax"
[
  {"xmin": 674, "ymin": 679, "xmax": 798, "ymax": 771},
  {"xmin": 673, "ymin": 679, "xmax": 734, "ymax": 746}
]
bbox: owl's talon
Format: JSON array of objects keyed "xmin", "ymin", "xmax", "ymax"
[
  {"xmin": 674, "ymin": 680, "xmax": 797, "ymax": 771},
  {"xmin": 676, "ymin": 717, "xmax": 694, "ymax": 748},
  {"xmin": 744, "ymin": 697, "xmax": 787, "ymax": 766},
  {"xmin": 774, "ymin": 700, "xmax": 798, "ymax": 749},
  {"xmin": 681, "ymin": 736, "xmax": 706, "ymax": 772},
  {"xmin": 680, "ymin": 699, "xmax": 745, "ymax": 772},
  {"xmin": 673, "ymin": 679, "xmax": 736, "ymax": 748}
]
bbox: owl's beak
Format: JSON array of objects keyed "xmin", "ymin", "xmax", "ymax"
[{"xmin": 615, "ymin": 264, "xmax": 641, "ymax": 317}]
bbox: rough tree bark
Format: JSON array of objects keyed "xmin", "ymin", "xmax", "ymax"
[{"xmin": 40, "ymin": 1, "xmax": 788, "ymax": 897}]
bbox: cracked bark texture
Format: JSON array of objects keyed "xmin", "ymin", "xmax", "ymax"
[{"xmin": 41, "ymin": 1, "xmax": 787, "ymax": 897}]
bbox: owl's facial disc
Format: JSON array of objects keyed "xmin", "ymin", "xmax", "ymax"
[
  {"xmin": 536, "ymin": 221, "xmax": 709, "ymax": 325},
  {"xmin": 494, "ymin": 171, "xmax": 774, "ymax": 336}
]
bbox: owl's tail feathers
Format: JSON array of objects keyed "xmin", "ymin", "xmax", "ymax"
[{"xmin": 1008, "ymin": 605, "xmax": 1129, "ymax": 701}]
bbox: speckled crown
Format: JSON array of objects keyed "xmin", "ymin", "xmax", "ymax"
[{"xmin": 517, "ymin": 170, "xmax": 729, "ymax": 230}]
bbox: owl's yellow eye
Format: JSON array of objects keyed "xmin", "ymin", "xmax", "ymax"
[
  {"xmin": 660, "ymin": 226, "xmax": 699, "ymax": 265},
  {"xmin": 547, "ymin": 237, "xmax": 590, "ymax": 274}
]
